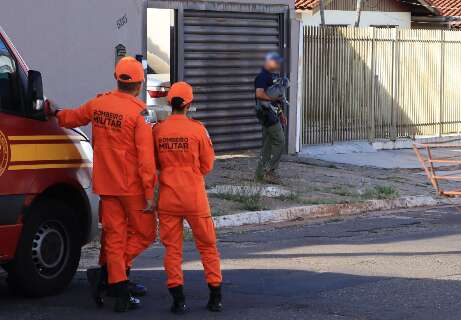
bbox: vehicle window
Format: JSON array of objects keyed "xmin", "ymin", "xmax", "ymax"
[
  {"xmin": 0, "ymin": 38, "xmax": 21, "ymax": 113},
  {"xmin": 147, "ymin": 8, "xmax": 173, "ymax": 83}
]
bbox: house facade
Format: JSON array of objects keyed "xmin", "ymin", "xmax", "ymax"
[
  {"xmin": 412, "ymin": 0, "xmax": 461, "ymax": 28},
  {"xmin": 295, "ymin": 0, "xmax": 449, "ymax": 28},
  {"xmin": 0, "ymin": 0, "xmax": 300, "ymax": 153},
  {"xmin": 296, "ymin": 0, "xmax": 414, "ymax": 27}
]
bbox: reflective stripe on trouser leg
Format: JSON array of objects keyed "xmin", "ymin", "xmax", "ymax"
[
  {"xmin": 159, "ymin": 215, "xmax": 184, "ymax": 288},
  {"xmin": 100, "ymin": 196, "xmax": 129, "ymax": 284},
  {"xmin": 186, "ymin": 216, "xmax": 222, "ymax": 287}
]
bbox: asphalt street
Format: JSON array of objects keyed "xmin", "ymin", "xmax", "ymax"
[{"xmin": 2, "ymin": 205, "xmax": 461, "ymax": 320}]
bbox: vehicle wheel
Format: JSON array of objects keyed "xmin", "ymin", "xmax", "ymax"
[
  {"xmin": 7, "ymin": 198, "xmax": 82, "ymax": 297},
  {"xmin": 1, "ymin": 261, "xmax": 13, "ymax": 272}
]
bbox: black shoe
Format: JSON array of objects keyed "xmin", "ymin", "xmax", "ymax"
[
  {"xmin": 112, "ymin": 281, "xmax": 141, "ymax": 313},
  {"xmin": 207, "ymin": 284, "xmax": 223, "ymax": 312},
  {"xmin": 168, "ymin": 285, "xmax": 187, "ymax": 314},
  {"xmin": 129, "ymin": 281, "xmax": 147, "ymax": 297},
  {"xmin": 86, "ymin": 266, "xmax": 107, "ymax": 307},
  {"xmin": 126, "ymin": 268, "xmax": 148, "ymax": 297}
]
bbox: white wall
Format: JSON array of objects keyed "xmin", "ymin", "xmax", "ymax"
[
  {"xmin": 301, "ymin": 10, "xmax": 411, "ymax": 28},
  {"xmin": 0, "ymin": 0, "xmax": 145, "ymax": 108}
]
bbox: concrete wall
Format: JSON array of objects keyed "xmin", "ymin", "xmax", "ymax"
[
  {"xmin": 300, "ymin": 10, "xmax": 411, "ymax": 28},
  {"xmin": 0, "ymin": 0, "xmax": 145, "ymax": 108}
]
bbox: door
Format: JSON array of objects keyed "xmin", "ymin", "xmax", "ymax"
[{"xmin": 183, "ymin": 10, "xmax": 284, "ymax": 152}]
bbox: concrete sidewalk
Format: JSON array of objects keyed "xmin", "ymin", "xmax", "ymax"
[{"xmin": 300, "ymin": 141, "xmax": 461, "ymax": 169}]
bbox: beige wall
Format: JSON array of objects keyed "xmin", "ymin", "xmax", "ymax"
[{"xmin": 300, "ymin": 10, "xmax": 412, "ymax": 28}]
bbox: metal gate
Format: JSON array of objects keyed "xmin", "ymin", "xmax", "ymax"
[
  {"xmin": 300, "ymin": 27, "xmax": 461, "ymax": 145},
  {"xmin": 183, "ymin": 10, "xmax": 283, "ymax": 152}
]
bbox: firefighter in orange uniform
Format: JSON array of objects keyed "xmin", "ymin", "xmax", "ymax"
[
  {"xmin": 47, "ymin": 57, "xmax": 157, "ymax": 313},
  {"xmin": 153, "ymin": 82, "xmax": 223, "ymax": 314}
]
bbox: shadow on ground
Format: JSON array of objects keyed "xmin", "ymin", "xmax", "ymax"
[
  {"xmin": 2, "ymin": 206, "xmax": 461, "ymax": 320},
  {"xmin": 2, "ymin": 269, "xmax": 461, "ymax": 320}
]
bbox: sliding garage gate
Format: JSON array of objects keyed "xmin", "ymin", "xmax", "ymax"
[{"xmin": 183, "ymin": 10, "xmax": 285, "ymax": 152}]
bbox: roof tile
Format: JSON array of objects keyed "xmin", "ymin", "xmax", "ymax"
[
  {"xmin": 295, "ymin": 0, "xmax": 461, "ymax": 16},
  {"xmin": 424, "ymin": 0, "xmax": 461, "ymax": 17},
  {"xmin": 295, "ymin": 0, "xmax": 318, "ymax": 10}
]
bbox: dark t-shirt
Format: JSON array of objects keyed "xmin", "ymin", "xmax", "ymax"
[
  {"xmin": 254, "ymin": 68, "xmax": 279, "ymax": 127},
  {"xmin": 255, "ymin": 68, "xmax": 275, "ymax": 91}
]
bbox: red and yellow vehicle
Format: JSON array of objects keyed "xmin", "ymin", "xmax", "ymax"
[{"xmin": 0, "ymin": 26, "xmax": 98, "ymax": 296}]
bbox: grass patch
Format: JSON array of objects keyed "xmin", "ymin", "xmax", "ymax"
[
  {"xmin": 330, "ymin": 186, "xmax": 356, "ymax": 197},
  {"xmin": 362, "ymin": 185, "xmax": 399, "ymax": 200},
  {"xmin": 300, "ymin": 198, "xmax": 342, "ymax": 205},
  {"xmin": 303, "ymin": 185, "xmax": 357, "ymax": 196},
  {"xmin": 291, "ymin": 185, "xmax": 399, "ymax": 206},
  {"xmin": 277, "ymin": 192, "xmax": 301, "ymax": 202},
  {"xmin": 183, "ymin": 228, "xmax": 193, "ymax": 241},
  {"xmin": 212, "ymin": 192, "xmax": 265, "ymax": 211}
]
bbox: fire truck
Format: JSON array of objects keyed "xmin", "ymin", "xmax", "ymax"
[{"xmin": 0, "ymin": 26, "xmax": 98, "ymax": 296}]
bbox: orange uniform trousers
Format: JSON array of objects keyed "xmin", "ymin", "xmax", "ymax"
[
  {"xmin": 99, "ymin": 195, "xmax": 157, "ymax": 284},
  {"xmin": 159, "ymin": 214, "xmax": 222, "ymax": 288}
]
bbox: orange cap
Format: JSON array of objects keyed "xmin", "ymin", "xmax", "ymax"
[
  {"xmin": 115, "ymin": 57, "xmax": 144, "ymax": 83},
  {"xmin": 167, "ymin": 82, "xmax": 194, "ymax": 106}
]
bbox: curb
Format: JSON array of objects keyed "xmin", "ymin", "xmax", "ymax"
[{"xmin": 212, "ymin": 196, "xmax": 440, "ymax": 229}]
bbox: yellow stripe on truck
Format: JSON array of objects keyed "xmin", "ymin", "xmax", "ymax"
[
  {"xmin": 8, "ymin": 135, "xmax": 82, "ymax": 141},
  {"xmin": 8, "ymin": 163, "xmax": 92, "ymax": 171},
  {"xmin": 10, "ymin": 143, "xmax": 88, "ymax": 162}
]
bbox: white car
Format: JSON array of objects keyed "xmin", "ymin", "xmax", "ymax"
[
  {"xmin": 146, "ymin": 73, "xmax": 170, "ymax": 122},
  {"xmin": 146, "ymin": 73, "xmax": 196, "ymax": 123}
]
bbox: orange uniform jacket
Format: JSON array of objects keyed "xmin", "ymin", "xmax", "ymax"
[
  {"xmin": 57, "ymin": 91, "xmax": 156, "ymax": 200},
  {"xmin": 153, "ymin": 114, "xmax": 215, "ymax": 216}
]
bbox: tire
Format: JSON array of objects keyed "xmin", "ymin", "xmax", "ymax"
[
  {"xmin": 1, "ymin": 261, "xmax": 13, "ymax": 273},
  {"xmin": 7, "ymin": 198, "xmax": 82, "ymax": 297}
]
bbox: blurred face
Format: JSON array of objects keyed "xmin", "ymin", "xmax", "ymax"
[
  {"xmin": 184, "ymin": 103, "xmax": 191, "ymax": 114},
  {"xmin": 265, "ymin": 59, "xmax": 281, "ymax": 73},
  {"xmin": 133, "ymin": 82, "xmax": 143, "ymax": 97}
]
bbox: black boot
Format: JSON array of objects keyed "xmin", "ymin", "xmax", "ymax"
[
  {"xmin": 168, "ymin": 285, "xmax": 187, "ymax": 314},
  {"xmin": 112, "ymin": 281, "xmax": 141, "ymax": 313},
  {"xmin": 86, "ymin": 266, "xmax": 108, "ymax": 307},
  {"xmin": 126, "ymin": 268, "xmax": 148, "ymax": 297},
  {"xmin": 207, "ymin": 284, "xmax": 223, "ymax": 312}
]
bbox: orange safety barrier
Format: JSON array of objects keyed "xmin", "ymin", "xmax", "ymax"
[{"xmin": 413, "ymin": 142, "xmax": 461, "ymax": 197}]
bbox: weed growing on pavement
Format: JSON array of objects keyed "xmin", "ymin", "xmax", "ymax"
[
  {"xmin": 362, "ymin": 185, "xmax": 399, "ymax": 200},
  {"xmin": 211, "ymin": 192, "xmax": 265, "ymax": 211},
  {"xmin": 277, "ymin": 192, "xmax": 301, "ymax": 202},
  {"xmin": 183, "ymin": 228, "xmax": 193, "ymax": 241},
  {"xmin": 300, "ymin": 198, "xmax": 342, "ymax": 205},
  {"xmin": 330, "ymin": 186, "xmax": 356, "ymax": 197}
]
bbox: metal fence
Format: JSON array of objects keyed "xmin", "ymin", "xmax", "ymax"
[{"xmin": 300, "ymin": 26, "xmax": 461, "ymax": 145}]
